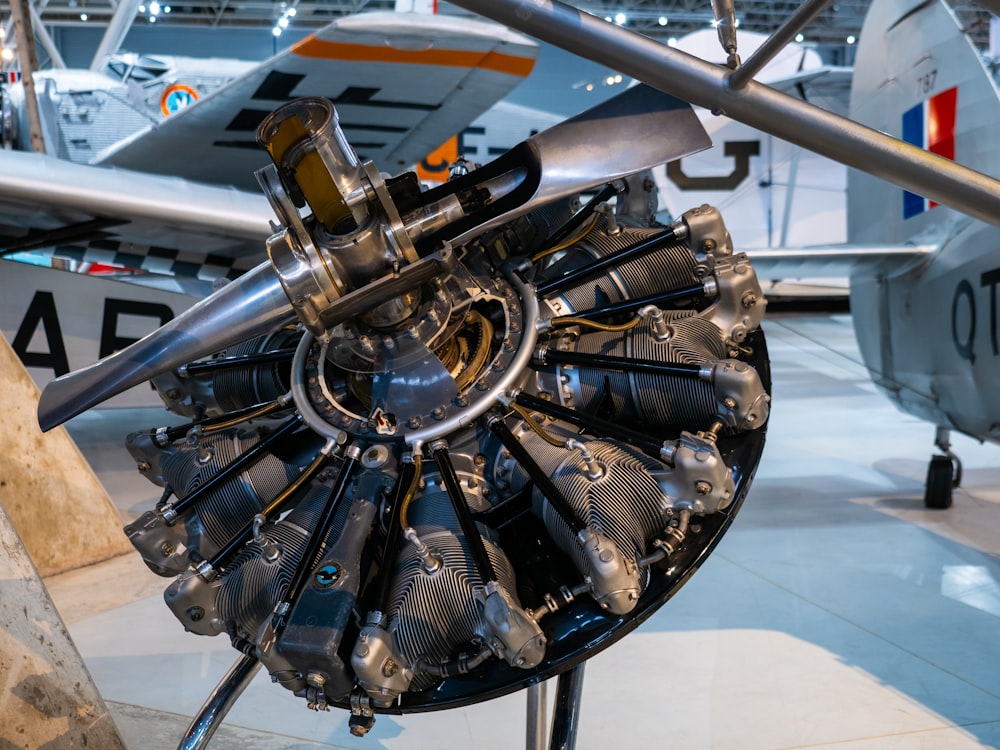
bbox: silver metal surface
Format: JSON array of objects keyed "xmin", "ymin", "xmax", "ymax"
[
  {"xmin": 37, "ymin": 262, "xmax": 294, "ymax": 429},
  {"xmin": 728, "ymin": 0, "xmax": 835, "ymax": 88},
  {"xmin": 447, "ymin": 84, "xmax": 711, "ymax": 247},
  {"xmin": 178, "ymin": 654, "xmax": 262, "ymax": 750},
  {"xmin": 447, "ymin": 0, "xmax": 1000, "ymax": 230}
]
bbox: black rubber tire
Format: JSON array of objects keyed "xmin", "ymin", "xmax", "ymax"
[{"xmin": 924, "ymin": 454, "xmax": 954, "ymax": 509}]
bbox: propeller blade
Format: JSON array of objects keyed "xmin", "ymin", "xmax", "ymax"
[
  {"xmin": 37, "ymin": 262, "xmax": 295, "ymax": 431},
  {"xmin": 445, "ymin": 83, "xmax": 710, "ymax": 246}
]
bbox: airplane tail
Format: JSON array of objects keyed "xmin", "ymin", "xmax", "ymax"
[{"xmin": 847, "ymin": 0, "xmax": 1000, "ymax": 244}]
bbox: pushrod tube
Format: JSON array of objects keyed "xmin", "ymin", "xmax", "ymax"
[
  {"xmin": 563, "ymin": 283, "xmax": 705, "ymax": 321},
  {"xmin": 535, "ymin": 227, "xmax": 677, "ymax": 298},
  {"xmin": 433, "ymin": 445, "xmax": 497, "ymax": 583},
  {"xmin": 180, "ymin": 348, "xmax": 296, "ymax": 376},
  {"xmin": 515, "ymin": 392, "xmax": 663, "ymax": 457},
  {"xmin": 541, "ymin": 350, "xmax": 703, "ymax": 378},
  {"xmin": 487, "ymin": 418, "xmax": 585, "ymax": 534},
  {"xmin": 165, "ymin": 414, "xmax": 304, "ymax": 520},
  {"xmin": 447, "ymin": 0, "xmax": 1000, "ymax": 230},
  {"xmin": 275, "ymin": 445, "xmax": 361, "ymax": 625}
]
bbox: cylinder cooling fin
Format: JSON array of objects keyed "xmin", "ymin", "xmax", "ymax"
[{"xmin": 44, "ymin": 94, "xmax": 771, "ymax": 733}]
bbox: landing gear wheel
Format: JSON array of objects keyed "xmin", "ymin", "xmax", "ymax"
[{"xmin": 924, "ymin": 454, "xmax": 954, "ymax": 509}]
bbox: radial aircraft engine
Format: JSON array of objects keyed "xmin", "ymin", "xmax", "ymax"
[{"xmin": 37, "ymin": 87, "xmax": 771, "ymax": 738}]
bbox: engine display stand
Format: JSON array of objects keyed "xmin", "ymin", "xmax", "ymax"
[{"xmin": 527, "ymin": 664, "xmax": 586, "ymax": 750}]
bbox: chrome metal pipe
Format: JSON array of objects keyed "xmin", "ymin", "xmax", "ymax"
[
  {"xmin": 178, "ymin": 654, "xmax": 262, "ymax": 750},
  {"xmin": 728, "ymin": 0, "xmax": 835, "ymax": 89}
]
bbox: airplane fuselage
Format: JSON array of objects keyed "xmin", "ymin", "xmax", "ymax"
[{"xmin": 851, "ymin": 218, "xmax": 1000, "ymax": 443}]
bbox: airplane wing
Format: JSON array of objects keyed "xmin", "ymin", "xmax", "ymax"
[
  {"xmin": 746, "ymin": 244, "xmax": 936, "ymax": 278},
  {"xmin": 93, "ymin": 12, "xmax": 539, "ymax": 191},
  {"xmin": 0, "ymin": 150, "xmax": 271, "ymax": 289}
]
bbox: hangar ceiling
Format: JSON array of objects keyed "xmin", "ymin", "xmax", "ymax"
[{"xmin": 19, "ymin": 0, "xmax": 994, "ymax": 47}]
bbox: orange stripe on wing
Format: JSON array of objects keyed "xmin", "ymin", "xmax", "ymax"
[{"xmin": 290, "ymin": 38, "xmax": 535, "ymax": 78}]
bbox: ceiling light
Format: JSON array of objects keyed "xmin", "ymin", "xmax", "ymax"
[
  {"xmin": 795, "ymin": 33, "xmax": 804, "ymax": 42},
  {"xmin": 278, "ymin": 16, "xmax": 289, "ymax": 28},
  {"xmin": 1, "ymin": 48, "xmax": 14, "ymax": 62},
  {"xmin": 150, "ymin": 1, "xmax": 160, "ymax": 15},
  {"xmin": 658, "ymin": 16, "xmax": 668, "ymax": 26},
  {"xmin": 286, "ymin": 8, "xmax": 296, "ymax": 16},
  {"xmin": 80, "ymin": 12, "xmax": 88, "ymax": 20},
  {"xmin": 614, "ymin": 12, "xmax": 626, "ymax": 25},
  {"xmin": 272, "ymin": 25, "xmax": 282, "ymax": 36},
  {"xmin": 846, "ymin": 35, "xmax": 856, "ymax": 44},
  {"xmin": 667, "ymin": 37, "xmax": 678, "ymax": 47}
]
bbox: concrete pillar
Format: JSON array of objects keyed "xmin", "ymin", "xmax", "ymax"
[
  {"xmin": 0, "ymin": 334, "xmax": 131, "ymax": 577},
  {"xmin": 0, "ymin": 501, "xmax": 127, "ymax": 749}
]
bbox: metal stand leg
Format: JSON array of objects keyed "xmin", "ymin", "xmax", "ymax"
[
  {"xmin": 526, "ymin": 681, "xmax": 549, "ymax": 750},
  {"xmin": 548, "ymin": 663, "xmax": 585, "ymax": 750},
  {"xmin": 525, "ymin": 664, "xmax": 587, "ymax": 750},
  {"xmin": 178, "ymin": 653, "xmax": 262, "ymax": 750}
]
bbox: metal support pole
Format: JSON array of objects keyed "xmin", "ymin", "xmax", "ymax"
[
  {"xmin": 548, "ymin": 664, "xmax": 586, "ymax": 750},
  {"xmin": 728, "ymin": 0, "xmax": 834, "ymax": 89},
  {"xmin": 8, "ymin": 0, "xmax": 46, "ymax": 153},
  {"xmin": 91, "ymin": 0, "xmax": 143, "ymax": 70},
  {"xmin": 526, "ymin": 681, "xmax": 549, "ymax": 750},
  {"xmin": 178, "ymin": 654, "xmax": 262, "ymax": 750},
  {"xmin": 447, "ymin": 0, "xmax": 1000, "ymax": 230},
  {"xmin": 28, "ymin": 4, "xmax": 65, "ymax": 69}
]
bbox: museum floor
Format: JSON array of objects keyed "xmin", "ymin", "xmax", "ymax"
[{"xmin": 47, "ymin": 312, "xmax": 1000, "ymax": 750}]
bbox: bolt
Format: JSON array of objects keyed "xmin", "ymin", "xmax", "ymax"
[
  {"xmin": 431, "ymin": 406, "xmax": 446, "ymax": 420},
  {"xmin": 724, "ymin": 397, "xmax": 736, "ymax": 410},
  {"xmin": 186, "ymin": 605, "xmax": 205, "ymax": 622},
  {"xmin": 474, "ymin": 453, "xmax": 486, "ymax": 467},
  {"xmin": 137, "ymin": 460, "xmax": 151, "ymax": 472},
  {"xmin": 166, "ymin": 389, "xmax": 180, "ymax": 401},
  {"xmin": 742, "ymin": 292, "xmax": 758, "ymax": 308},
  {"xmin": 454, "ymin": 394, "xmax": 469, "ymax": 407},
  {"xmin": 695, "ymin": 481, "xmax": 712, "ymax": 495},
  {"xmin": 160, "ymin": 541, "xmax": 176, "ymax": 557},
  {"xmin": 382, "ymin": 659, "xmax": 399, "ymax": 677},
  {"xmin": 407, "ymin": 415, "xmax": 422, "ymax": 429}
]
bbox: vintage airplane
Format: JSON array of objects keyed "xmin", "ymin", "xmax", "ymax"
[
  {"xmin": 15, "ymin": 0, "xmax": 1000, "ymax": 745},
  {"xmin": 0, "ymin": 7, "xmax": 539, "ymax": 192}
]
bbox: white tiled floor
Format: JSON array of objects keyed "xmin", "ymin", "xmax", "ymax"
[{"xmin": 49, "ymin": 312, "xmax": 1000, "ymax": 749}]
